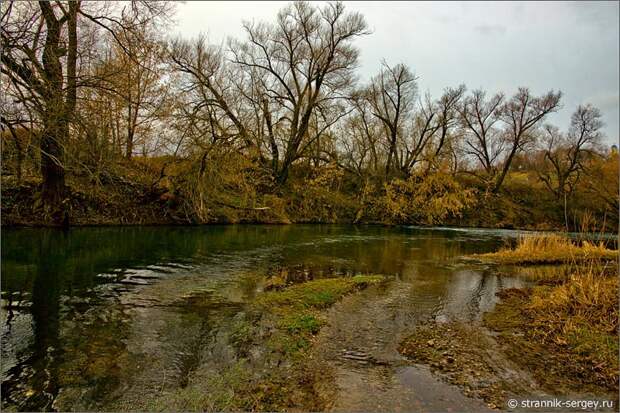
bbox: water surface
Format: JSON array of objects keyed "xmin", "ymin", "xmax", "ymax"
[{"xmin": 1, "ymin": 225, "xmax": 529, "ymax": 411}]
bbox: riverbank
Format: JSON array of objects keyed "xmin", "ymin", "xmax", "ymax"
[
  {"xmin": 484, "ymin": 276, "xmax": 618, "ymax": 395},
  {"xmin": 2, "ymin": 158, "xmax": 617, "ymax": 232},
  {"xmin": 398, "ymin": 235, "xmax": 619, "ymax": 410}
]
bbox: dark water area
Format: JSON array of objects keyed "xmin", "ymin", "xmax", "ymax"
[{"xmin": 1, "ymin": 225, "xmax": 534, "ymax": 411}]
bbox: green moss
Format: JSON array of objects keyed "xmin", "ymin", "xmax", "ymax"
[
  {"xmin": 229, "ymin": 316, "xmax": 254, "ymax": 353},
  {"xmin": 256, "ymin": 275, "xmax": 385, "ymax": 311},
  {"xmin": 143, "ymin": 360, "xmax": 250, "ymax": 412},
  {"xmin": 268, "ymin": 333, "xmax": 311, "ymax": 355},
  {"xmin": 269, "ymin": 313, "xmax": 321, "ymax": 357},
  {"xmin": 257, "ymin": 275, "xmax": 385, "ymax": 358},
  {"xmin": 351, "ymin": 274, "xmax": 385, "ymax": 284},
  {"xmin": 283, "ymin": 313, "xmax": 322, "ymax": 335}
]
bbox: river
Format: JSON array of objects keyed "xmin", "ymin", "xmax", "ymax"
[{"xmin": 1, "ymin": 225, "xmax": 532, "ymax": 411}]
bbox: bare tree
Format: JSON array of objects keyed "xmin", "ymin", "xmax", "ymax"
[
  {"xmin": 538, "ymin": 104, "xmax": 603, "ymax": 199},
  {"xmin": 429, "ymin": 85, "xmax": 466, "ymax": 169},
  {"xmin": 458, "ymin": 90, "xmax": 506, "ymax": 182},
  {"xmin": 168, "ymin": 36, "xmax": 254, "ymax": 163},
  {"xmin": 339, "ymin": 95, "xmax": 384, "ymax": 177},
  {"xmin": 398, "ymin": 93, "xmax": 438, "ymax": 175},
  {"xmin": 230, "ymin": 1, "xmax": 369, "ymax": 184},
  {"xmin": 364, "ymin": 61, "xmax": 417, "ymax": 177},
  {"xmin": 494, "ymin": 88, "xmax": 561, "ymax": 192}
]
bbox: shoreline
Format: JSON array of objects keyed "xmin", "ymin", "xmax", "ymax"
[{"xmin": 3, "ymin": 221, "xmax": 618, "ymax": 238}]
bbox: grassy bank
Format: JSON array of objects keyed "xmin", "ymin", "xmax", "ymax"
[
  {"xmin": 2, "ymin": 155, "xmax": 617, "ymax": 232},
  {"xmin": 484, "ymin": 270, "xmax": 618, "ymax": 394},
  {"xmin": 480, "ymin": 233, "xmax": 618, "ymax": 395},
  {"xmin": 144, "ymin": 275, "xmax": 386, "ymax": 412}
]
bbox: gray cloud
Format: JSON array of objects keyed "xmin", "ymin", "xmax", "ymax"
[
  {"xmin": 474, "ymin": 24, "xmax": 507, "ymax": 36},
  {"xmin": 586, "ymin": 93, "xmax": 620, "ymax": 111}
]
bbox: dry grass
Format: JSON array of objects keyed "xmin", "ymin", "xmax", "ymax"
[
  {"xmin": 528, "ymin": 267, "xmax": 618, "ymax": 389},
  {"xmin": 485, "ymin": 262, "xmax": 619, "ymax": 392},
  {"xmin": 480, "ymin": 231, "xmax": 619, "ymax": 392},
  {"xmin": 532, "ymin": 269, "xmax": 617, "ymax": 319},
  {"xmin": 476, "ymin": 233, "xmax": 618, "ymax": 265},
  {"xmin": 529, "ymin": 269, "xmax": 618, "ymax": 339}
]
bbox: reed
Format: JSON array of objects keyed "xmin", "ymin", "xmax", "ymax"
[{"xmin": 477, "ymin": 232, "xmax": 618, "ymax": 265}]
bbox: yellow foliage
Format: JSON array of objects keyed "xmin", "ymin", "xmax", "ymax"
[
  {"xmin": 382, "ymin": 172, "xmax": 476, "ymax": 225},
  {"xmin": 289, "ymin": 163, "xmax": 354, "ymax": 223},
  {"xmin": 307, "ymin": 163, "xmax": 344, "ymax": 190}
]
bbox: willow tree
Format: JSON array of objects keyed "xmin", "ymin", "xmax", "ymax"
[
  {"xmin": 230, "ymin": 1, "xmax": 369, "ymax": 184},
  {"xmin": 538, "ymin": 104, "xmax": 603, "ymax": 199},
  {"xmin": 363, "ymin": 62, "xmax": 417, "ymax": 177}
]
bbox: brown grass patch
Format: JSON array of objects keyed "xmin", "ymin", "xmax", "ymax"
[{"xmin": 484, "ymin": 267, "xmax": 619, "ymax": 394}]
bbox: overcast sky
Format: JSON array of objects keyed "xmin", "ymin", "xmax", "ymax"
[{"xmin": 173, "ymin": 1, "xmax": 620, "ymax": 146}]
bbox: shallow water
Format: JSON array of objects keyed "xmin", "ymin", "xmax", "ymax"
[{"xmin": 1, "ymin": 225, "xmax": 530, "ymax": 411}]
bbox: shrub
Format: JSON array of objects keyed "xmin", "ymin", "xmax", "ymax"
[{"xmin": 381, "ymin": 172, "xmax": 476, "ymax": 225}]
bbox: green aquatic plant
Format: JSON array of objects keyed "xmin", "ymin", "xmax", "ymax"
[
  {"xmin": 283, "ymin": 313, "xmax": 322, "ymax": 335},
  {"xmin": 256, "ymin": 275, "xmax": 385, "ymax": 311}
]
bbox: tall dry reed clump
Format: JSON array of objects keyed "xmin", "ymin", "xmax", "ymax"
[
  {"xmin": 526, "ymin": 264, "xmax": 618, "ymax": 388},
  {"xmin": 478, "ymin": 232, "xmax": 618, "ymax": 265},
  {"xmin": 529, "ymin": 267, "xmax": 618, "ymax": 338}
]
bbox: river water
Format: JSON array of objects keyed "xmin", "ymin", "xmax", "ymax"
[{"xmin": 1, "ymin": 225, "xmax": 532, "ymax": 411}]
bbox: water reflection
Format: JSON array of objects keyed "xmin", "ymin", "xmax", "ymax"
[{"xmin": 2, "ymin": 225, "xmax": 527, "ymax": 411}]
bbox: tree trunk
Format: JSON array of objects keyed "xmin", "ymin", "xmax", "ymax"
[
  {"xmin": 385, "ymin": 126, "xmax": 397, "ymax": 178},
  {"xmin": 263, "ymin": 100, "xmax": 279, "ymax": 177},
  {"xmin": 276, "ymin": 159, "xmax": 290, "ymax": 185},
  {"xmin": 39, "ymin": 2, "xmax": 68, "ymax": 216},
  {"xmin": 492, "ymin": 146, "xmax": 518, "ymax": 193},
  {"xmin": 40, "ymin": 121, "xmax": 66, "ymax": 205}
]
